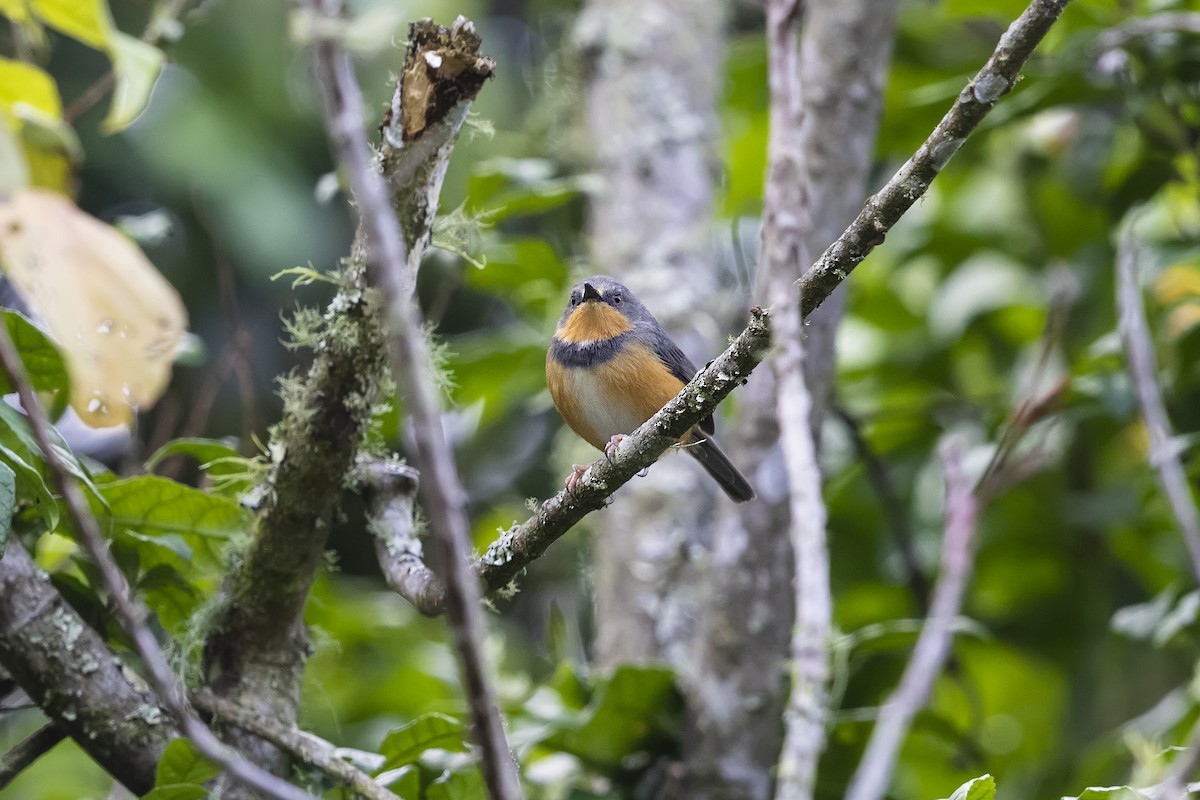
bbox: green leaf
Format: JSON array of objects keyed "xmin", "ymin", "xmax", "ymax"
[
  {"xmin": 0, "ymin": 110, "xmax": 29, "ymax": 192},
  {"xmin": 944, "ymin": 774, "xmax": 996, "ymax": 800},
  {"xmin": 1065, "ymin": 787, "xmax": 1151, "ymax": 800},
  {"xmin": 426, "ymin": 767, "xmax": 486, "ymax": 800},
  {"xmin": 154, "ymin": 738, "xmax": 221, "ymax": 787},
  {"xmin": 104, "ymin": 32, "xmax": 164, "ymax": 133},
  {"xmin": 378, "ymin": 713, "xmax": 467, "ymax": 771},
  {"xmin": 95, "ymin": 475, "xmax": 253, "ymax": 539},
  {"xmin": 0, "ymin": 460, "xmax": 15, "ymax": 556},
  {"xmin": 0, "ymin": 443, "xmax": 57, "ymax": 530},
  {"xmin": 543, "ymin": 664, "xmax": 681, "ymax": 770},
  {"xmin": 0, "ymin": 309, "xmax": 69, "ymax": 400},
  {"xmin": 31, "ymin": 0, "xmax": 111, "ymax": 49},
  {"xmin": 377, "ymin": 764, "xmax": 420, "ymax": 799}
]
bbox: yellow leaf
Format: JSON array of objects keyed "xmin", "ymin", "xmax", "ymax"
[
  {"xmin": 1167, "ymin": 302, "xmax": 1200, "ymax": 340},
  {"xmin": 0, "ymin": 188, "xmax": 188, "ymax": 427},
  {"xmin": 0, "ymin": 111, "xmax": 30, "ymax": 191},
  {"xmin": 1156, "ymin": 264, "xmax": 1200, "ymax": 305},
  {"xmin": 31, "ymin": 0, "xmax": 111, "ymax": 50},
  {"xmin": 0, "ymin": 0, "xmax": 32, "ymax": 24},
  {"xmin": 0, "ymin": 57, "xmax": 62, "ymax": 118},
  {"xmin": 0, "ymin": 58, "xmax": 72, "ymax": 192},
  {"xmin": 103, "ymin": 32, "xmax": 165, "ymax": 133}
]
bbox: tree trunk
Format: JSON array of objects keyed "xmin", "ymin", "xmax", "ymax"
[
  {"xmin": 578, "ymin": 0, "xmax": 730, "ymax": 668},
  {"xmin": 686, "ymin": 2, "xmax": 898, "ymax": 798}
]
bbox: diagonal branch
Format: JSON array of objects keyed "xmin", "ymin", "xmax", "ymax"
[
  {"xmin": 0, "ymin": 538, "xmax": 173, "ymax": 795},
  {"xmin": 1116, "ymin": 225, "xmax": 1200, "ymax": 584},
  {"xmin": 192, "ymin": 689, "xmax": 401, "ymax": 800},
  {"xmin": 0, "ymin": 722, "xmax": 66, "ymax": 790},
  {"xmin": 301, "ymin": 6, "xmax": 520, "ymax": 800},
  {"xmin": 797, "ymin": 0, "xmax": 1072, "ymax": 317}
]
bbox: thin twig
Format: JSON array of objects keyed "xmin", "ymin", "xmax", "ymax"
[
  {"xmin": 762, "ymin": 2, "xmax": 834, "ymax": 799},
  {"xmin": 844, "ymin": 438, "xmax": 980, "ymax": 800},
  {"xmin": 302, "ymin": 6, "xmax": 520, "ymax": 799},
  {"xmin": 833, "ymin": 405, "xmax": 931, "ymax": 611},
  {"xmin": 63, "ymin": 0, "xmax": 198, "ymax": 123},
  {"xmin": 0, "ymin": 321, "xmax": 313, "ymax": 800},
  {"xmin": 1116, "ymin": 225, "xmax": 1200, "ymax": 584},
  {"xmin": 192, "ymin": 689, "xmax": 400, "ymax": 800},
  {"xmin": 0, "ymin": 723, "xmax": 66, "ymax": 789},
  {"xmin": 796, "ymin": 0, "xmax": 1072, "ymax": 317}
]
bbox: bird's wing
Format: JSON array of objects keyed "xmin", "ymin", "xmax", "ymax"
[{"xmin": 650, "ymin": 328, "xmax": 715, "ymax": 435}]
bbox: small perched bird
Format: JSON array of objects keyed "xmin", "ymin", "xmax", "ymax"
[{"xmin": 546, "ymin": 275, "xmax": 755, "ymax": 503}]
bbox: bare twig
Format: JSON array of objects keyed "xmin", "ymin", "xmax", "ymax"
[
  {"xmin": 797, "ymin": 0, "xmax": 1071, "ymax": 317},
  {"xmin": 0, "ymin": 324, "xmax": 313, "ymax": 800},
  {"xmin": 844, "ymin": 438, "xmax": 980, "ymax": 800},
  {"xmin": 359, "ymin": 458, "xmax": 446, "ymax": 617},
  {"xmin": 761, "ymin": 3, "xmax": 834, "ymax": 799},
  {"xmin": 301, "ymin": 6, "xmax": 519, "ymax": 800},
  {"xmin": 192, "ymin": 689, "xmax": 401, "ymax": 800},
  {"xmin": 1116, "ymin": 226, "xmax": 1200, "ymax": 584},
  {"xmin": 834, "ymin": 405, "xmax": 931, "ymax": 610},
  {"xmin": 0, "ymin": 723, "xmax": 66, "ymax": 789},
  {"xmin": 63, "ymin": 0, "xmax": 199, "ymax": 123}
]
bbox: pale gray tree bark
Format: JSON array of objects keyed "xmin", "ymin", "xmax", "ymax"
[
  {"xmin": 576, "ymin": 0, "xmax": 731, "ymax": 668},
  {"xmin": 687, "ymin": 2, "xmax": 898, "ymax": 798}
]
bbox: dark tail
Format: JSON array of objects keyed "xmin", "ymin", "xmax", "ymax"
[{"xmin": 687, "ymin": 435, "xmax": 756, "ymax": 503}]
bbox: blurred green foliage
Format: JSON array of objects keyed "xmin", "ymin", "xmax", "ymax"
[{"xmin": 1, "ymin": 0, "xmax": 1200, "ymax": 799}]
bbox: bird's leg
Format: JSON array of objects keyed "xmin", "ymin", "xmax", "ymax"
[
  {"xmin": 564, "ymin": 463, "xmax": 588, "ymax": 498},
  {"xmin": 603, "ymin": 433, "xmax": 627, "ymax": 462}
]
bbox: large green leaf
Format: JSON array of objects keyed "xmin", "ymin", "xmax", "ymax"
[
  {"xmin": 95, "ymin": 475, "xmax": 252, "ymax": 539},
  {"xmin": 378, "ymin": 713, "xmax": 467, "ymax": 772},
  {"xmin": 1066, "ymin": 788, "xmax": 1151, "ymax": 800}
]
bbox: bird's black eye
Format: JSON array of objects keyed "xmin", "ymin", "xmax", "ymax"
[
  {"xmin": 570, "ymin": 294, "xmax": 579, "ymax": 306},
  {"xmin": 612, "ymin": 294, "xmax": 622, "ymax": 305}
]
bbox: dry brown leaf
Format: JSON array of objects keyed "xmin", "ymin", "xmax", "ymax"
[{"xmin": 0, "ymin": 187, "xmax": 187, "ymax": 427}]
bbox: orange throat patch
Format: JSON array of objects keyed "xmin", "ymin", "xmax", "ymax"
[{"xmin": 556, "ymin": 303, "xmax": 632, "ymax": 343}]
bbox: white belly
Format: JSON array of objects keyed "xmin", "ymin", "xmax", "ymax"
[{"xmin": 565, "ymin": 367, "xmax": 645, "ymax": 443}]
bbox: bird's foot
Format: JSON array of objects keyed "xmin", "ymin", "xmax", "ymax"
[
  {"xmin": 637, "ymin": 467, "xmax": 650, "ymax": 478},
  {"xmin": 564, "ymin": 464, "xmax": 588, "ymax": 498},
  {"xmin": 603, "ymin": 433, "xmax": 627, "ymax": 462}
]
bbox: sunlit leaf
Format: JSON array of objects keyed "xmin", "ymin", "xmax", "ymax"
[
  {"xmin": 1065, "ymin": 787, "xmax": 1151, "ymax": 800},
  {"xmin": 0, "ymin": 0, "xmax": 33, "ymax": 24},
  {"xmin": 31, "ymin": 0, "xmax": 110, "ymax": 49},
  {"xmin": 378, "ymin": 713, "xmax": 467, "ymax": 771},
  {"xmin": 944, "ymin": 774, "xmax": 995, "ymax": 800},
  {"xmin": 104, "ymin": 32, "xmax": 165, "ymax": 133},
  {"xmin": 0, "ymin": 188, "xmax": 188, "ymax": 426}
]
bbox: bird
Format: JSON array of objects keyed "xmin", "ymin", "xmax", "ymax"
[{"xmin": 546, "ymin": 275, "xmax": 755, "ymax": 503}]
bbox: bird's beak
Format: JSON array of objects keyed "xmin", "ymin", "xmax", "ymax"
[{"xmin": 581, "ymin": 282, "xmax": 602, "ymax": 303}]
